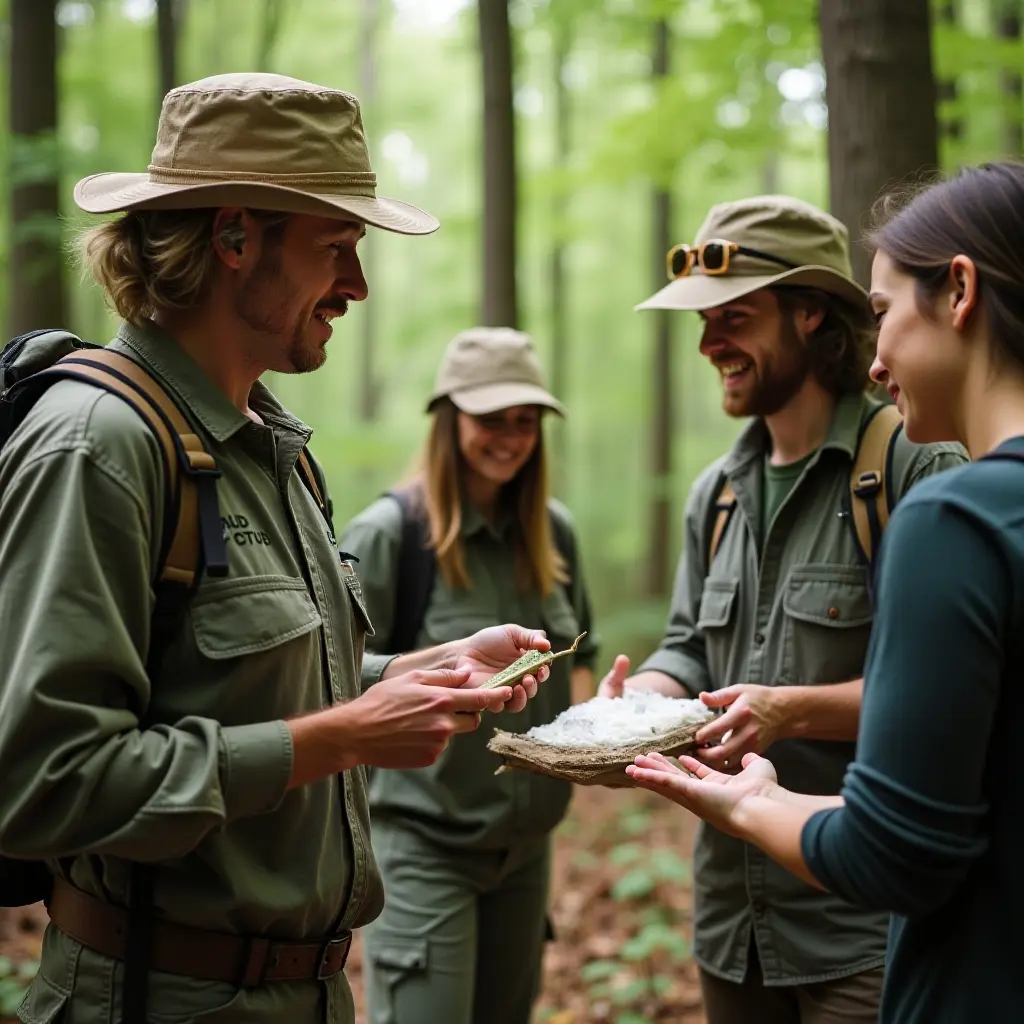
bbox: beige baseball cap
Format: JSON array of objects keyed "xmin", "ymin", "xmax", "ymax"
[
  {"xmin": 73, "ymin": 73, "xmax": 437, "ymax": 235},
  {"xmin": 636, "ymin": 194, "xmax": 868, "ymax": 312},
  {"xmin": 427, "ymin": 327, "xmax": 565, "ymax": 417}
]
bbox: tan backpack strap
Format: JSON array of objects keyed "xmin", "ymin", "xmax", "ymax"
[
  {"xmin": 52, "ymin": 350, "xmax": 224, "ymax": 587},
  {"xmin": 296, "ymin": 448, "xmax": 328, "ymax": 518},
  {"xmin": 850, "ymin": 403, "xmax": 903, "ymax": 564},
  {"xmin": 708, "ymin": 479, "xmax": 737, "ymax": 566}
]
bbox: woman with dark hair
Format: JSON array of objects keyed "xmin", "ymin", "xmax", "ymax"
[
  {"xmin": 624, "ymin": 160, "xmax": 1024, "ymax": 1023},
  {"xmin": 339, "ymin": 327, "xmax": 600, "ymax": 1024}
]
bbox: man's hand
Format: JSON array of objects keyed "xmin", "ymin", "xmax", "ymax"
[
  {"xmin": 452, "ymin": 625, "xmax": 551, "ymax": 713},
  {"xmin": 597, "ymin": 663, "xmax": 688, "ymax": 700},
  {"xmin": 694, "ymin": 685, "xmax": 787, "ymax": 768},
  {"xmin": 625, "ymin": 751, "xmax": 780, "ymax": 838},
  {"xmin": 289, "ymin": 668, "xmax": 514, "ymax": 783}
]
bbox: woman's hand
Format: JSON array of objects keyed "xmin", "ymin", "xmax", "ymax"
[{"xmin": 625, "ymin": 751, "xmax": 782, "ymax": 838}]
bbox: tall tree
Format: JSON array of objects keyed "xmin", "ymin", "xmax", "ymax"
[
  {"xmin": 819, "ymin": 0, "xmax": 939, "ymax": 285},
  {"xmin": 996, "ymin": 0, "xmax": 1023, "ymax": 155},
  {"xmin": 357, "ymin": 0, "xmax": 380, "ymax": 422},
  {"xmin": 647, "ymin": 16, "xmax": 674, "ymax": 598},
  {"xmin": 256, "ymin": 0, "xmax": 287, "ymax": 71},
  {"xmin": 156, "ymin": 0, "xmax": 179, "ymax": 105},
  {"xmin": 8, "ymin": 0, "xmax": 67, "ymax": 338},
  {"xmin": 478, "ymin": 0, "xmax": 519, "ymax": 328},
  {"xmin": 549, "ymin": 12, "xmax": 572, "ymax": 478}
]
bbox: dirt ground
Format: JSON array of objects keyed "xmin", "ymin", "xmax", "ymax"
[{"xmin": 0, "ymin": 787, "xmax": 706, "ymax": 1024}]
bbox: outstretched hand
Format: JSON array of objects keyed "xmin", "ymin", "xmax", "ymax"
[
  {"xmin": 625, "ymin": 751, "xmax": 781, "ymax": 837},
  {"xmin": 454, "ymin": 625, "xmax": 551, "ymax": 713}
]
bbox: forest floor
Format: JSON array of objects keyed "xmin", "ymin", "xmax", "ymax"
[{"xmin": 0, "ymin": 788, "xmax": 706, "ymax": 1024}]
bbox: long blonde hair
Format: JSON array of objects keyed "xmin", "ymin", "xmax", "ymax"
[{"xmin": 410, "ymin": 398, "xmax": 566, "ymax": 595}]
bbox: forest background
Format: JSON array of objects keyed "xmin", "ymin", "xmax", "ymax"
[{"xmin": 1, "ymin": 1, "xmax": 1020, "ymax": 1021}]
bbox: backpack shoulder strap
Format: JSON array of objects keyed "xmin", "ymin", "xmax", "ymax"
[
  {"xmin": 39, "ymin": 350, "xmax": 228, "ymax": 588},
  {"xmin": 850, "ymin": 403, "xmax": 904, "ymax": 565},
  {"xmin": 383, "ymin": 485, "xmax": 436, "ymax": 654},
  {"xmin": 296, "ymin": 447, "xmax": 335, "ymax": 537},
  {"xmin": 708, "ymin": 477, "xmax": 737, "ymax": 566}
]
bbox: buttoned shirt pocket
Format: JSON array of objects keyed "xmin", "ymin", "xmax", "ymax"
[
  {"xmin": 697, "ymin": 578, "xmax": 740, "ymax": 683},
  {"xmin": 783, "ymin": 565, "xmax": 873, "ymax": 684}
]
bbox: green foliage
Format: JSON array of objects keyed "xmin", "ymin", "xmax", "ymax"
[
  {"xmin": 0, "ymin": 955, "xmax": 38, "ymax": 1016},
  {"xmin": 0, "ymin": 0, "xmax": 1013, "ymax": 663}
]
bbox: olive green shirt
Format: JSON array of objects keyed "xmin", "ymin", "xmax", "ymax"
[
  {"xmin": 0, "ymin": 321, "xmax": 380, "ymax": 1024},
  {"xmin": 638, "ymin": 393, "xmax": 967, "ymax": 986},
  {"xmin": 339, "ymin": 496, "xmax": 598, "ymax": 850}
]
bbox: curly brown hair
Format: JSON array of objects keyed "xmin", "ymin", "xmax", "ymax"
[{"xmin": 771, "ymin": 285, "xmax": 876, "ymax": 396}]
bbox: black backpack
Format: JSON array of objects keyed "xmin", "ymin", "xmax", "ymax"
[
  {"xmin": 0, "ymin": 329, "xmax": 332, "ymax": 1019},
  {"xmin": 380, "ymin": 486, "xmax": 581, "ymax": 654}
]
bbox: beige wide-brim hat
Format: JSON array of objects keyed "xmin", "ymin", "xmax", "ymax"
[
  {"xmin": 427, "ymin": 328, "xmax": 565, "ymax": 417},
  {"xmin": 636, "ymin": 195, "xmax": 868, "ymax": 312},
  {"xmin": 73, "ymin": 73, "xmax": 438, "ymax": 236}
]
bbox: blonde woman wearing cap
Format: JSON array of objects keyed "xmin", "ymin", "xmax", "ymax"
[{"xmin": 340, "ymin": 327, "xmax": 599, "ymax": 1024}]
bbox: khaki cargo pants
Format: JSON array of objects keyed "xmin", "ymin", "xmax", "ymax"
[{"xmin": 362, "ymin": 819, "xmax": 551, "ymax": 1024}]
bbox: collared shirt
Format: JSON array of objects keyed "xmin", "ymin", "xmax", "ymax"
[
  {"xmin": 339, "ymin": 494, "xmax": 599, "ymax": 850},
  {"xmin": 638, "ymin": 392, "xmax": 967, "ymax": 986},
  {"xmin": 0, "ymin": 321, "xmax": 379, "ymax": 1024}
]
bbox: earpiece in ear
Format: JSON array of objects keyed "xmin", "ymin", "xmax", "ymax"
[{"xmin": 217, "ymin": 216, "xmax": 247, "ymax": 258}]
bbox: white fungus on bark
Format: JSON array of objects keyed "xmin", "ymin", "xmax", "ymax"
[{"xmin": 525, "ymin": 691, "xmax": 713, "ymax": 748}]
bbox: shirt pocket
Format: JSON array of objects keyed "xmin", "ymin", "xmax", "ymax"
[
  {"xmin": 697, "ymin": 577, "xmax": 740, "ymax": 683},
  {"xmin": 782, "ymin": 564, "xmax": 873, "ymax": 684},
  {"xmin": 191, "ymin": 575, "xmax": 323, "ymax": 659}
]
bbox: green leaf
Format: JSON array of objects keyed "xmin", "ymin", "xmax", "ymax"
[
  {"xmin": 611, "ymin": 867, "xmax": 656, "ymax": 901},
  {"xmin": 580, "ymin": 958, "xmax": 620, "ymax": 982},
  {"xmin": 608, "ymin": 842, "xmax": 645, "ymax": 866}
]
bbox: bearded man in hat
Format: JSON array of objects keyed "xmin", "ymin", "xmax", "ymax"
[
  {"xmin": 599, "ymin": 196, "xmax": 966, "ymax": 1023},
  {"xmin": 0, "ymin": 74, "xmax": 553, "ymax": 1024}
]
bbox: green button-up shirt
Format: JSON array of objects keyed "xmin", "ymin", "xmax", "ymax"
[
  {"xmin": 638, "ymin": 393, "xmax": 967, "ymax": 986},
  {"xmin": 0, "ymin": 321, "xmax": 380, "ymax": 1024},
  {"xmin": 339, "ymin": 496, "xmax": 598, "ymax": 851}
]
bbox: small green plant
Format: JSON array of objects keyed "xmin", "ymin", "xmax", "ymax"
[{"xmin": 0, "ymin": 955, "xmax": 38, "ymax": 1016}]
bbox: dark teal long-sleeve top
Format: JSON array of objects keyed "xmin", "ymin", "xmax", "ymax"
[{"xmin": 802, "ymin": 437, "xmax": 1024, "ymax": 1022}]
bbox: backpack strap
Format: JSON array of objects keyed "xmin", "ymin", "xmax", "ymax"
[
  {"xmin": 40, "ymin": 350, "xmax": 229, "ymax": 585},
  {"xmin": 707, "ymin": 478, "xmax": 737, "ymax": 566},
  {"xmin": 297, "ymin": 448, "xmax": 332, "ymax": 527},
  {"xmin": 384, "ymin": 486, "xmax": 436, "ymax": 655},
  {"xmin": 849, "ymin": 403, "xmax": 903, "ymax": 565}
]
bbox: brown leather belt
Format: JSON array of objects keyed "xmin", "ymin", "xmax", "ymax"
[{"xmin": 48, "ymin": 878, "xmax": 352, "ymax": 987}]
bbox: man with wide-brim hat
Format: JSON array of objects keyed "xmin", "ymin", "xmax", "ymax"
[
  {"xmin": 0, "ymin": 73, "xmax": 554, "ymax": 1024},
  {"xmin": 597, "ymin": 195, "xmax": 966, "ymax": 1023}
]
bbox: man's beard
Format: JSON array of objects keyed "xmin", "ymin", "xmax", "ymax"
[
  {"xmin": 725, "ymin": 317, "xmax": 810, "ymax": 418},
  {"xmin": 234, "ymin": 243, "xmax": 326, "ymax": 374}
]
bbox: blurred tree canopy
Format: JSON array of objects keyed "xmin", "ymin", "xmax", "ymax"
[{"xmin": 1, "ymin": 0, "xmax": 1021, "ymax": 662}]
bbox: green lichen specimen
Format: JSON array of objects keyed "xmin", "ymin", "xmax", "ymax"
[{"xmin": 480, "ymin": 632, "xmax": 587, "ymax": 690}]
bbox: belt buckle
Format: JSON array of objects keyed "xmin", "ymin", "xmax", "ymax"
[{"xmin": 316, "ymin": 934, "xmax": 350, "ymax": 980}]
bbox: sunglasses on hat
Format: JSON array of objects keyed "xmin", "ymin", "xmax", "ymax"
[{"xmin": 666, "ymin": 238, "xmax": 799, "ymax": 281}]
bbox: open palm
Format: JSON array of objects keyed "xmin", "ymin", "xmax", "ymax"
[{"xmin": 626, "ymin": 751, "xmax": 780, "ymax": 837}]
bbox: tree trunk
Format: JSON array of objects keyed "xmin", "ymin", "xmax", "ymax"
[
  {"xmin": 478, "ymin": 0, "xmax": 518, "ymax": 328},
  {"xmin": 647, "ymin": 18, "xmax": 673, "ymax": 598},
  {"xmin": 256, "ymin": 0, "xmax": 286, "ymax": 71},
  {"xmin": 549, "ymin": 20, "xmax": 570, "ymax": 481},
  {"xmin": 8, "ymin": 0, "xmax": 67, "ymax": 338},
  {"xmin": 357, "ymin": 0, "xmax": 379, "ymax": 422},
  {"xmin": 156, "ymin": 0, "xmax": 178, "ymax": 104},
  {"xmin": 819, "ymin": 0, "xmax": 939, "ymax": 286},
  {"xmin": 996, "ymin": 0, "xmax": 1022, "ymax": 155}
]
